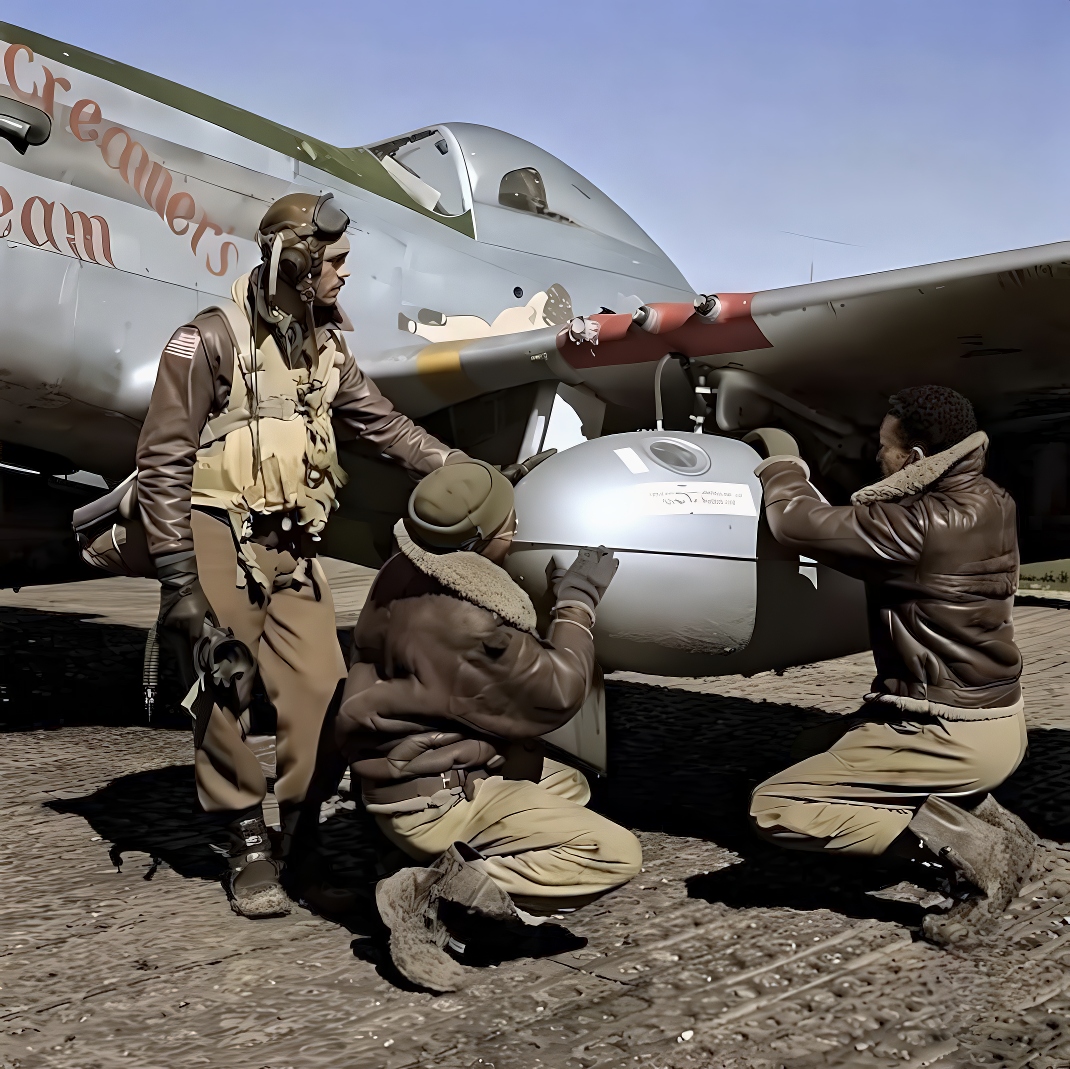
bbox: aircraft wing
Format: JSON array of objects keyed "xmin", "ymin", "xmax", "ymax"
[
  {"xmin": 742, "ymin": 240, "xmax": 1070, "ymax": 435},
  {"xmin": 366, "ymin": 292, "xmax": 770, "ymax": 418},
  {"xmin": 371, "ymin": 240, "xmax": 1070, "ymax": 440},
  {"xmin": 367, "ymin": 240, "xmax": 1070, "ymax": 564}
]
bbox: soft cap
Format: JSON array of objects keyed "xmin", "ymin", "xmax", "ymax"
[{"xmin": 406, "ymin": 460, "xmax": 514, "ymax": 550}]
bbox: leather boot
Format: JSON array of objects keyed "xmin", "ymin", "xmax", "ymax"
[
  {"xmin": 375, "ymin": 842, "xmax": 520, "ymax": 993},
  {"xmin": 225, "ymin": 814, "xmax": 291, "ymax": 918},
  {"xmin": 278, "ymin": 804, "xmax": 363, "ymax": 916},
  {"xmin": 973, "ymin": 793, "xmax": 1038, "ymax": 848},
  {"xmin": 910, "ymin": 795, "xmax": 1035, "ymax": 947}
]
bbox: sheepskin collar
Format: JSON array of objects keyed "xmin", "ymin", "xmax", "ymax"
[
  {"xmin": 393, "ymin": 521, "xmax": 537, "ymax": 632},
  {"xmin": 851, "ymin": 431, "xmax": 988, "ymax": 505}
]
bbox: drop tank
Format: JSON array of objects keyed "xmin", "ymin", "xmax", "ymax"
[{"xmin": 505, "ymin": 431, "xmax": 869, "ymax": 678}]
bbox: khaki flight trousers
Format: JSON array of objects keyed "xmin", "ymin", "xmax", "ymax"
[
  {"xmin": 749, "ymin": 706, "xmax": 1028, "ymax": 856},
  {"xmin": 191, "ymin": 509, "xmax": 346, "ymax": 813},
  {"xmin": 379, "ymin": 759, "xmax": 643, "ymax": 908}
]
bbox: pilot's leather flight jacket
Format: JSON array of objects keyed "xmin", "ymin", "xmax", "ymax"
[
  {"xmin": 756, "ymin": 431, "xmax": 1022, "ymax": 718},
  {"xmin": 338, "ymin": 529, "xmax": 598, "ymax": 810},
  {"xmin": 136, "ymin": 270, "xmax": 457, "ymax": 563}
]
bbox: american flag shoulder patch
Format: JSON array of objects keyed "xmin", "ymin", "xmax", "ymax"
[{"xmin": 163, "ymin": 326, "xmax": 200, "ymax": 360}]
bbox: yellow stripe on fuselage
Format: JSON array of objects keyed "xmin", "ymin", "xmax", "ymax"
[
  {"xmin": 415, "ymin": 343, "xmax": 475, "ymax": 403},
  {"xmin": 416, "ymin": 344, "xmax": 462, "ymax": 377}
]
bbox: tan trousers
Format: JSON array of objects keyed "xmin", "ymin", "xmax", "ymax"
[
  {"xmin": 191, "ymin": 510, "xmax": 346, "ymax": 813},
  {"xmin": 379, "ymin": 760, "xmax": 643, "ymax": 907},
  {"xmin": 750, "ymin": 707, "xmax": 1028, "ymax": 856}
]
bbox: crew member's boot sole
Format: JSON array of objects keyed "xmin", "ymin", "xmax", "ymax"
[
  {"xmin": 376, "ymin": 868, "xmax": 468, "ymax": 993},
  {"xmin": 230, "ymin": 883, "xmax": 292, "ymax": 918},
  {"xmin": 922, "ymin": 799, "xmax": 1036, "ymax": 948}
]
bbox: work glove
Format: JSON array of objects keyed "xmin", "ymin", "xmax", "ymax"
[
  {"xmin": 156, "ymin": 552, "xmax": 216, "ymax": 644},
  {"xmin": 551, "ymin": 546, "xmax": 619, "ymax": 616},
  {"xmin": 742, "ymin": 427, "xmax": 801, "ymax": 461},
  {"xmin": 500, "ymin": 448, "xmax": 557, "ymax": 485}
]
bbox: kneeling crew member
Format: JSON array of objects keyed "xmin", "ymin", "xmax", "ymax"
[
  {"xmin": 749, "ymin": 386, "xmax": 1033, "ymax": 945},
  {"xmin": 336, "ymin": 460, "xmax": 642, "ymax": 990},
  {"xmin": 136, "ymin": 193, "xmax": 466, "ymax": 918}
]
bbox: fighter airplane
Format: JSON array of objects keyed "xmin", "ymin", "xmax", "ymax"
[{"xmin": 0, "ymin": 21, "xmax": 1066, "ymax": 738}]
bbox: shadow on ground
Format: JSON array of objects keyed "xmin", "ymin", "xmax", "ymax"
[
  {"xmin": 47, "ymin": 765, "xmax": 228, "ymax": 880},
  {"xmin": 0, "ymin": 607, "xmax": 186, "ymax": 731},
  {"xmin": 598, "ymin": 680, "xmax": 1070, "ymax": 925},
  {"xmin": 46, "ymin": 762, "xmax": 386, "ymax": 932},
  {"xmin": 44, "ymin": 760, "xmax": 580, "ymax": 970},
  {"xmin": 0, "ymin": 607, "xmax": 354, "ymax": 732},
  {"xmin": 25, "ymin": 649, "xmax": 1070, "ymax": 933}
]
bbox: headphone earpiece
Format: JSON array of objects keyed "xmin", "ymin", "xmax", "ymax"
[
  {"xmin": 258, "ymin": 212, "xmax": 333, "ymax": 310},
  {"xmin": 278, "ymin": 245, "xmax": 312, "ymax": 285}
]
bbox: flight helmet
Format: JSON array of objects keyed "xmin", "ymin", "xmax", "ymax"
[{"xmin": 256, "ymin": 192, "xmax": 349, "ymax": 303}]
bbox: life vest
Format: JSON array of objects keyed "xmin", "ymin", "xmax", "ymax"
[{"xmin": 191, "ymin": 274, "xmax": 348, "ymax": 558}]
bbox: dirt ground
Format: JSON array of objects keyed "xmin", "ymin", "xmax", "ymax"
[{"xmin": 4, "ymin": 570, "xmax": 1070, "ymax": 1068}]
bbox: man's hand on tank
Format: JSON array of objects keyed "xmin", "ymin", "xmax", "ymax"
[
  {"xmin": 555, "ymin": 546, "xmax": 619, "ymax": 613},
  {"xmin": 743, "ymin": 427, "xmax": 802, "ymax": 460}
]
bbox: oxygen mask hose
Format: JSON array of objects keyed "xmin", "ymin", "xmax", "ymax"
[{"xmin": 142, "ymin": 621, "xmax": 160, "ymax": 724}]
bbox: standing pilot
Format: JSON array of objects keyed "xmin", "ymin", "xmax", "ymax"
[
  {"xmin": 747, "ymin": 386, "xmax": 1034, "ymax": 946},
  {"xmin": 136, "ymin": 192, "xmax": 467, "ymax": 918}
]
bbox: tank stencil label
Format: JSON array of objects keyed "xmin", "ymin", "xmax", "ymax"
[
  {"xmin": 613, "ymin": 447, "xmax": 650, "ymax": 474},
  {"xmin": 636, "ymin": 482, "xmax": 757, "ymax": 516}
]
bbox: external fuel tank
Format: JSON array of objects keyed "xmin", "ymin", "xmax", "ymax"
[{"xmin": 506, "ymin": 431, "xmax": 870, "ymax": 678}]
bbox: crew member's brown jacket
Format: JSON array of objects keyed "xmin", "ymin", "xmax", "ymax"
[
  {"xmin": 756, "ymin": 431, "xmax": 1021, "ymax": 714},
  {"xmin": 136, "ymin": 285, "xmax": 456, "ymax": 559},
  {"xmin": 337, "ymin": 533, "xmax": 597, "ymax": 802}
]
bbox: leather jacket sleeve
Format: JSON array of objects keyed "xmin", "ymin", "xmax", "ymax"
[
  {"xmin": 341, "ymin": 606, "xmax": 596, "ymax": 743},
  {"xmin": 331, "ymin": 342, "xmax": 460, "ymax": 475},
  {"xmin": 446, "ymin": 603, "xmax": 598, "ymax": 739},
  {"xmin": 338, "ymin": 562, "xmax": 599, "ymax": 762},
  {"xmin": 135, "ymin": 313, "xmax": 234, "ymax": 558},
  {"xmin": 506, "ymin": 605, "xmax": 599, "ymax": 731},
  {"xmin": 758, "ymin": 459, "xmax": 925, "ymax": 567}
]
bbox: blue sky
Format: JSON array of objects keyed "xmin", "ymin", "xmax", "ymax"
[{"xmin": 4, "ymin": 1, "xmax": 1069, "ymax": 291}]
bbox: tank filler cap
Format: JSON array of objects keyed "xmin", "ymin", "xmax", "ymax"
[{"xmin": 642, "ymin": 436, "xmax": 712, "ymax": 476}]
